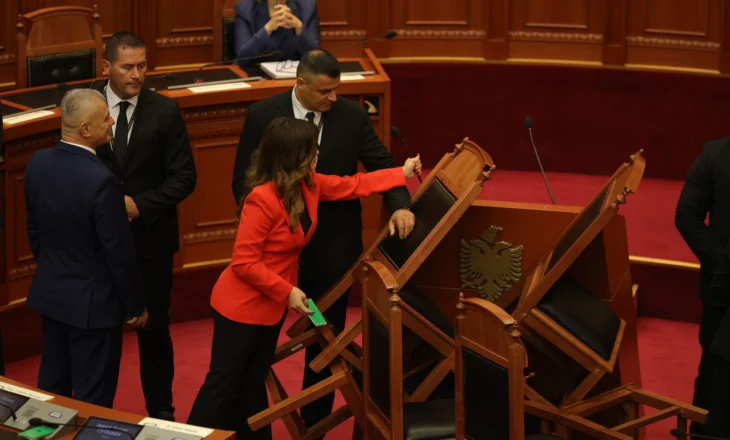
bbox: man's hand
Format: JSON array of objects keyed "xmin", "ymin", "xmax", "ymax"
[
  {"xmin": 125, "ymin": 196, "xmax": 140, "ymax": 221},
  {"xmin": 127, "ymin": 308, "xmax": 149, "ymax": 329},
  {"xmin": 285, "ymin": 12, "xmax": 303, "ymax": 35},
  {"xmin": 264, "ymin": 6, "xmax": 290, "ymax": 34},
  {"xmin": 388, "ymin": 208, "xmax": 415, "ymax": 239}
]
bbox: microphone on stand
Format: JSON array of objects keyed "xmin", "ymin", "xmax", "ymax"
[
  {"xmin": 670, "ymin": 428, "xmax": 730, "ymax": 440},
  {"xmin": 330, "ymin": 30, "xmax": 397, "ymax": 54},
  {"xmin": 524, "ymin": 116, "xmax": 556, "ymax": 205},
  {"xmin": 391, "ymin": 126, "xmax": 421, "ymax": 183}
]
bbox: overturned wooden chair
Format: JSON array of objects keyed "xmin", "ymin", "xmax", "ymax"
[
  {"xmin": 507, "ymin": 150, "xmax": 707, "ymax": 436},
  {"xmin": 249, "ymin": 138, "xmax": 497, "ymax": 438},
  {"xmin": 360, "ymin": 259, "xmax": 632, "ymax": 440}
]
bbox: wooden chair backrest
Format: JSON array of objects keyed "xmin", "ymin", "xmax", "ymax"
[
  {"xmin": 514, "ymin": 150, "xmax": 645, "ymax": 320},
  {"xmin": 213, "ymin": 0, "xmax": 238, "ymax": 62},
  {"xmin": 361, "ymin": 260, "xmax": 456, "ymax": 439},
  {"xmin": 16, "ymin": 6, "xmax": 102, "ymax": 89}
]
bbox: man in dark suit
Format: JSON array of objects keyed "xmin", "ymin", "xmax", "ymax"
[
  {"xmin": 232, "ymin": 49, "xmax": 415, "ymax": 433},
  {"xmin": 94, "ymin": 32, "xmax": 197, "ymax": 421},
  {"xmin": 25, "ymin": 89, "xmax": 148, "ymax": 407},
  {"xmin": 676, "ymin": 136, "xmax": 730, "ymax": 434}
]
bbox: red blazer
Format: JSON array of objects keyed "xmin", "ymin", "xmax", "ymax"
[{"xmin": 211, "ymin": 167, "xmax": 407, "ymax": 325}]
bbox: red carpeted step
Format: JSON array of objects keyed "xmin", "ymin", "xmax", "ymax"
[{"xmin": 6, "ymin": 310, "xmax": 700, "ymax": 440}]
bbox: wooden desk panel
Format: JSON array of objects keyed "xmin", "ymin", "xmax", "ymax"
[
  {"xmin": 0, "ymin": 376, "xmax": 234, "ymax": 440},
  {"xmin": 0, "ymin": 49, "xmax": 392, "ymax": 308}
]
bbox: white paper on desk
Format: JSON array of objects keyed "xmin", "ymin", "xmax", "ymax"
[
  {"xmin": 340, "ymin": 74, "xmax": 365, "ymax": 81},
  {"xmin": 139, "ymin": 418, "xmax": 214, "ymax": 437},
  {"xmin": 3, "ymin": 110, "xmax": 55, "ymax": 125},
  {"xmin": 0, "ymin": 382, "xmax": 54, "ymax": 401},
  {"xmin": 188, "ymin": 82, "xmax": 252, "ymax": 94}
]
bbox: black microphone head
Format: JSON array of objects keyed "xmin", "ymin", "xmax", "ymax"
[
  {"xmin": 524, "ymin": 116, "xmax": 533, "ymax": 129},
  {"xmin": 384, "ymin": 30, "xmax": 397, "ymax": 39},
  {"xmin": 668, "ymin": 428, "xmax": 684, "ymax": 437},
  {"xmin": 28, "ymin": 418, "xmax": 45, "ymax": 427},
  {"xmin": 390, "ymin": 126, "xmax": 401, "ymax": 137}
]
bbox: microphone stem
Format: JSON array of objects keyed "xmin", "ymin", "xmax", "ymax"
[{"xmin": 528, "ymin": 127, "xmax": 555, "ymax": 205}]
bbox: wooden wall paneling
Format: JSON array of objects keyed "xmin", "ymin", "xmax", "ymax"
[
  {"xmin": 366, "ymin": 0, "xmax": 390, "ymax": 57},
  {"xmin": 507, "ymin": 0, "xmax": 608, "ymax": 63},
  {"xmin": 602, "ymin": 0, "xmax": 627, "ymax": 65},
  {"xmin": 153, "ymin": 0, "xmax": 214, "ymax": 69},
  {"xmin": 317, "ymin": 0, "xmax": 369, "ymax": 56},
  {"xmin": 133, "ymin": 0, "xmax": 157, "ymax": 69},
  {"xmin": 177, "ymin": 104, "xmax": 245, "ymax": 268},
  {"xmin": 626, "ymin": 0, "xmax": 723, "ymax": 72},
  {"xmin": 0, "ymin": 0, "xmax": 19, "ymax": 91},
  {"xmin": 722, "ymin": 0, "xmax": 730, "ymax": 73},
  {"xmin": 388, "ymin": 0, "xmax": 486, "ymax": 58},
  {"xmin": 484, "ymin": 0, "xmax": 508, "ymax": 59}
]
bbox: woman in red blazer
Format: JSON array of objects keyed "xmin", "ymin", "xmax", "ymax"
[{"xmin": 188, "ymin": 117, "xmax": 421, "ymax": 439}]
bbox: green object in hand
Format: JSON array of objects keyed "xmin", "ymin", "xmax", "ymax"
[
  {"xmin": 19, "ymin": 425, "xmax": 56, "ymax": 439},
  {"xmin": 307, "ymin": 299, "xmax": 326, "ymax": 327}
]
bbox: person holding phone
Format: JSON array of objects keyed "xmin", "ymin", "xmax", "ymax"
[
  {"xmin": 187, "ymin": 117, "xmax": 421, "ymax": 440},
  {"xmin": 233, "ymin": 0, "xmax": 320, "ymax": 64}
]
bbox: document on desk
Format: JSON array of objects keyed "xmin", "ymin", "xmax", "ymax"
[
  {"xmin": 3, "ymin": 110, "xmax": 55, "ymax": 125},
  {"xmin": 340, "ymin": 74, "xmax": 365, "ymax": 81},
  {"xmin": 0, "ymin": 382, "xmax": 53, "ymax": 401},
  {"xmin": 139, "ymin": 418, "xmax": 214, "ymax": 437},
  {"xmin": 188, "ymin": 82, "xmax": 252, "ymax": 94}
]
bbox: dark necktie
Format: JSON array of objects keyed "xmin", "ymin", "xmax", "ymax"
[
  {"xmin": 115, "ymin": 101, "xmax": 130, "ymax": 163},
  {"xmin": 305, "ymin": 111, "xmax": 316, "ymax": 126}
]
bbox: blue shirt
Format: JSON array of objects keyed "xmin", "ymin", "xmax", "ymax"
[{"xmin": 234, "ymin": 0, "xmax": 320, "ymax": 65}]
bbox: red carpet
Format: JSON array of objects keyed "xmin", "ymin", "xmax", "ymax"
[
  {"xmin": 6, "ymin": 310, "xmax": 700, "ymax": 440},
  {"xmin": 408, "ymin": 169, "xmax": 694, "ymax": 263}
]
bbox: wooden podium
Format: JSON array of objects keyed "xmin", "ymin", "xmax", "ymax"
[{"xmin": 0, "ymin": 49, "xmax": 391, "ymax": 313}]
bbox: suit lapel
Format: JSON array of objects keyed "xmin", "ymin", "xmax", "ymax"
[
  {"xmin": 318, "ymin": 109, "xmax": 336, "ymax": 155},
  {"xmin": 276, "ymin": 91, "xmax": 295, "ymax": 118},
  {"xmin": 301, "ymin": 178, "xmax": 317, "ymax": 242},
  {"xmin": 122, "ymin": 88, "xmax": 154, "ymax": 169}
]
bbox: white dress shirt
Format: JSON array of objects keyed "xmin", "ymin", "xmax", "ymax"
[
  {"xmin": 105, "ymin": 85, "xmax": 138, "ymax": 142},
  {"xmin": 61, "ymin": 140, "xmax": 96, "ymax": 156},
  {"xmin": 291, "ymin": 87, "xmax": 323, "ymax": 144}
]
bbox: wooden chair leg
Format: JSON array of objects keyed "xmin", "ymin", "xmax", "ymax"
[
  {"xmin": 265, "ymin": 369, "xmax": 307, "ymax": 438},
  {"xmin": 309, "ymin": 318, "xmax": 363, "ymax": 373}
]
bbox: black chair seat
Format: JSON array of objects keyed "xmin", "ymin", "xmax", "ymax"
[
  {"xmin": 527, "ymin": 435, "xmax": 565, "ymax": 440},
  {"xmin": 403, "ymin": 399, "xmax": 455, "ymax": 440},
  {"xmin": 537, "ymin": 276, "xmax": 621, "ymax": 361},
  {"xmin": 399, "ymin": 287, "xmax": 454, "ymax": 339}
]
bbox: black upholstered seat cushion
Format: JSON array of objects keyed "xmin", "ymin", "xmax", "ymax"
[
  {"xmin": 27, "ymin": 50, "xmax": 95, "ymax": 88},
  {"xmin": 537, "ymin": 276, "xmax": 621, "ymax": 361},
  {"xmin": 403, "ymin": 399, "xmax": 455, "ymax": 440},
  {"xmin": 378, "ymin": 178, "xmax": 456, "ymax": 270},
  {"xmin": 399, "ymin": 287, "xmax": 454, "ymax": 338}
]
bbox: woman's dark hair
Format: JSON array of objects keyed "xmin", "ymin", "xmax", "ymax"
[{"xmin": 236, "ymin": 117, "xmax": 319, "ymax": 230}]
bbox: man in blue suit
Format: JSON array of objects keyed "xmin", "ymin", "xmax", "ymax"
[{"xmin": 24, "ymin": 89, "xmax": 148, "ymax": 408}]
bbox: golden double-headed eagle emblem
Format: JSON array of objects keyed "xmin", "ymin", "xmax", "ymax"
[{"xmin": 459, "ymin": 226, "xmax": 523, "ymax": 303}]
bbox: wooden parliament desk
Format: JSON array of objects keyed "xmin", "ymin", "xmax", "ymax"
[
  {"xmin": 0, "ymin": 49, "xmax": 391, "ymax": 310},
  {"xmin": 0, "ymin": 376, "xmax": 234, "ymax": 440}
]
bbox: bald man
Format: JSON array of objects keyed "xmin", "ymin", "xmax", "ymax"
[{"xmin": 24, "ymin": 89, "xmax": 147, "ymax": 407}]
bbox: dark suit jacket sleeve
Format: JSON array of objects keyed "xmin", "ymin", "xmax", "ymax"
[
  {"xmin": 23, "ymin": 167, "xmax": 40, "ymax": 259},
  {"xmin": 356, "ymin": 109, "xmax": 411, "ymax": 212},
  {"xmin": 295, "ymin": 2, "xmax": 320, "ymax": 56},
  {"xmin": 132, "ymin": 102, "xmax": 197, "ymax": 226},
  {"xmin": 232, "ymin": 108, "xmax": 264, "ymax": 202},
  {"xmin": 94, "ymin": 175, "xmax": 146, "ymax": 318},
  {"xmin": 675, "ymin": 142, "xmax": 722, "ymax": 271},
  {"xmin": 234, "ymin": 1, "xmax": 276, "ymax": 59}
]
